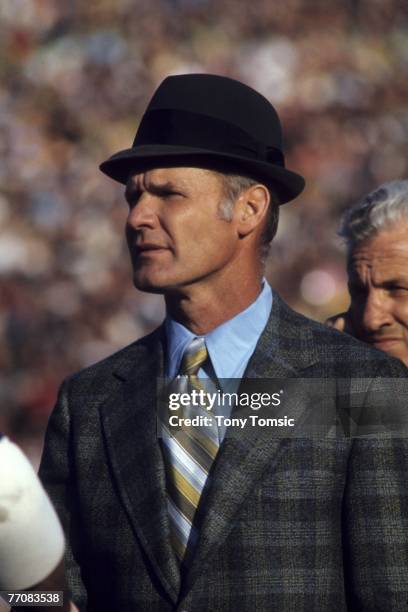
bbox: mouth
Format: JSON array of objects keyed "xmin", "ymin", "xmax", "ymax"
[
  {"xmin": 133, "ymin": 243, "xmax": 169, "ymax": 255},
  {"xmin": 369, "ymin": 337, "xmax": 402, "ymax": 349}
]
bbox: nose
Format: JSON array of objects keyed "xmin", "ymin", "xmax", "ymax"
[
  {"xmin": 126, "ymin": 192, "xmax": 159, "ymax": 231},
  {"xmin": 361, "ymin": 290, "xmax": 393, "ymax": 333}
]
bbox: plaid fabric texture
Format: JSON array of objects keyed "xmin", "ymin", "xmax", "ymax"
[{"xmin": 39, "ymin": 293, "xmax": 408, "ymax": 611}]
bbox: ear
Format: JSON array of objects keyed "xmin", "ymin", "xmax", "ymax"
[{"xmin": 235, "ymin": 184, "xmax": 270, "ymax": 238}]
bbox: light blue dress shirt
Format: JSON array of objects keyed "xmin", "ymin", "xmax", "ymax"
[{"xmin": 164, "ymin": 281, "xmax": 273, "ymax": 383}]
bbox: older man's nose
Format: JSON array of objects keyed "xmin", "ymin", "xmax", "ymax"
[{"xmin": 361, "ymin": 291, "xmax": 393, "ymax": 333}]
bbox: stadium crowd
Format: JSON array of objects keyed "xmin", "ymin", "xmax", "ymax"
[{"xmin": 0, "ymin": 0, "xmax": 407, "ymax": 466}]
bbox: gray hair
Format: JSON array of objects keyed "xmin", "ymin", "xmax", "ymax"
[
  {"xmin": 339, "ymin": 179, "xmax": 408, "ymax": 252},
  {"xmin": 216, "ymin": 172, "xmax": 279, "ymax": 260}
]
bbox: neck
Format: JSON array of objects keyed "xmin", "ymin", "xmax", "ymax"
[{"xmin": 165, "ymin": 273, "xmax": 263, "ymax": 336}]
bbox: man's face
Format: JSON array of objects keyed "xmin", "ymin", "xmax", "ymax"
[
  {"xmin": 125, "ymin": 167, "xmax": 239, "ymax": 293},
  {"xmin": 348, "ymin": 222, "xmax": 408, "ymax": 366}
]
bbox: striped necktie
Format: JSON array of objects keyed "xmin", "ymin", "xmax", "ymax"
[{"xmin": 161, "ymin": 337, "xmax": 220, "ymax": 562}]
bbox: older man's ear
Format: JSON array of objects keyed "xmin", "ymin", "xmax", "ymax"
[{"xmin": 325, "ymin": 310, "xmax": 356, "ymax": 336}]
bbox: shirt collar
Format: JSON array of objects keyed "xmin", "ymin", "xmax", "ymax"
[{"xmin": 165, "ymin": 281, "xmax": 272, "ymax": 379}]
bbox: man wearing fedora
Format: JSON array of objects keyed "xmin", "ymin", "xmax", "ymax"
[{"xmin": 39, "ymin": 74, "xmax": 408, "ymax": 611}]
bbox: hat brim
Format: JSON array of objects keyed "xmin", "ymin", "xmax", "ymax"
[{"xmin": 99, "ymin": 144, "xmax": 305, "ymax": 205}]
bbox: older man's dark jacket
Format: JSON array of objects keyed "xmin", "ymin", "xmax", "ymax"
[{"xmin": 39, "ymin": 293, "xmax": 408, "ymax": 611}]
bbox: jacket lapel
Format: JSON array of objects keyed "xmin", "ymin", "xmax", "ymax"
[
  {"xmin": 99, "ymin": 327, "xmax": 180, "ymax": 603},
  {"xmin": 182, "ymin": 293, "xmax": 320, "ymax": 593}
]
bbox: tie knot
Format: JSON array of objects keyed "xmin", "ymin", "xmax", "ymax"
[{"xmin": 179, "ymin": 337, "xmax": 208, "ymax": 376}]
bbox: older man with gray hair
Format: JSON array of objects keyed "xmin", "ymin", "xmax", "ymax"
[{"xmin": 328, "ymin": 179, "xmax": 408, "ymax": 367}]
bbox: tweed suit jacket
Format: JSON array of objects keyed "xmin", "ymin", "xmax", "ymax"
[{"xmin": 39, "ymin": 293, "xmax": 408, "ymax": 612}]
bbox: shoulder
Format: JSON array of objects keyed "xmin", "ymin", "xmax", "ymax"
[
  {"xmin": 274, "ymin": 294, "xmax": 407, "ymax": 377},
  {"xmin": 61, "ymin": 325, "xmax": 164, "ymax": 394},
  {"xmin": 310, "ymin": 314, "xmax": 404, "ymax": 373}
]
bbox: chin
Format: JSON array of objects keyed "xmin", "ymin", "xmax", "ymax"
[
  {"xmin": 131, "ymin": 262, "xmax": 169, "ymax": 292},
  {"xmin": 133, "ymin": 275, "xmax": 168, "ymax": 294},
  {"xmin": 383, "ymin": 346, "xmax": 408, "ymax": 367},
  {"xmin": 392, "ymin": 350, "xmax": 408, "ymax": 368},
  {"xmin": 132, "ymin": 268, "xmax": 182, "ymax": 293},
  {"xmin": 133, "ymin": 272, "xmax": 198, "ymax": 296}
]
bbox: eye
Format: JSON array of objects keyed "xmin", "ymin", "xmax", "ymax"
[
  {"xmin": 161, "ymin": 190, "xmax": 183, "ymax": 200},
  {"xmin": 388, "ymin": 285, "xmax": 408, "ymax": 297}
]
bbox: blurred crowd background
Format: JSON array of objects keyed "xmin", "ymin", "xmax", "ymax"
[{"xmin": 0, "ymin": 0, "xmax": 407, "ymax": 467}]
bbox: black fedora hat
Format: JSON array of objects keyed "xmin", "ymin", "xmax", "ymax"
[{"xmin": 100, "ymin": 74, "xmax": 305, "ymax": 204}]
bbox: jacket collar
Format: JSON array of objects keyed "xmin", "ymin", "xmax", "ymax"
[{"xmin": 99, "ymin": 326, "xmax": 182, "ymax": 604}]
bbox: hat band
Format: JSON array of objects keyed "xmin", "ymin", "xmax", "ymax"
[{"xmin": 133, "ymin": 109, "xmax": 285, "ymax": 167}]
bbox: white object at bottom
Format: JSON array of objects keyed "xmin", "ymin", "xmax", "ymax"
[{"xmin": 0, "ymin": 437, "xmax": 65, "ymax": 590}]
